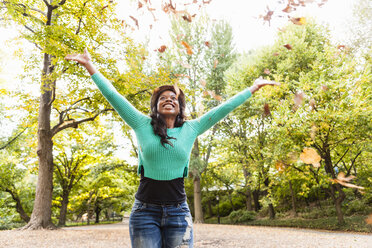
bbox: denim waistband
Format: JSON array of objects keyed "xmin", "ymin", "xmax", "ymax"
[{"xmin": 134, "ymin": 198, "xmax": 187, "ymax": 208}]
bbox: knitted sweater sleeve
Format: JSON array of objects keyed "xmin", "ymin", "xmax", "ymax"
[
  {"xmin": 189, "ymin": 88, "xmax": 252, "ymax": 136},
  {"xmin": 91, "ymin": 72, "xmax": 149, "ymax": 129}
]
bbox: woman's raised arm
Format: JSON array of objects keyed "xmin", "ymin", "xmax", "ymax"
[{"xmin": 65, "ymin": 49, "xmax": 149, "ymax": 129}]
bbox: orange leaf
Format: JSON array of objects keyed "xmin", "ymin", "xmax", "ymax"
[
  {"xmin": 321, "ymin": 85, "xmax": 328, "ymax": 91},
  {"xmin": 204, "ymin": 41, "xmax": 211, "ymax": 48},
  {"xmin": 213, "ymin": 59, "xmax": 219, "ymax": 68},
  {"xmin": 182, "ymin": 14, "xmax": 192, "ymax": 22},
  {"xmin": 181, "ymin": 41, "xmax": 193, "ymax": 55},
  {"xmin": 300, "ymin": 148, "xmax": 321, "ymax": 167},
  {"xmin": 157, "ymin": 45, "xmax": 167, "ymax": 53},
  {"xmin": 275, "ymin": 161, "xmax": 286, "ymax": 173},
  {"xmin": 284, "ymin": 44, "xmax": 292, "ymax": 50},
  {"xmin": 366, "ymin": 214, "xmax": 372, "ymax": 225},
  {"xmin": 282, "ymin": 5, "xmax": 293, "ymax": 13},
  {"xmin": 291, "ymin": 17, "xmax": 306, "ymax": 25},
  {"xmin": 273, "ymin": 52, "xmax": 280, "ymax": 56},
  {"xmin": 138, "ymin": 1, "xmax": 143, "ymax": 9}
]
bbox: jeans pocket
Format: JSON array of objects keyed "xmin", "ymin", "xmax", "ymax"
[
  {"xmin": 177, "ymin": 202, "xmax": 190, "ymax": 213},
  {"xmin": 131, "ymin": 200, "xmax": 145, "ymax": 213}
]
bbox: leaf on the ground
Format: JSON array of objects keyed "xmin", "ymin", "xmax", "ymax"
[
  {"xmin": 291, "ymin": 17, "xmax": 306, "ymax": 25},
  {"xmin": 264, "ymin": 68, "xmax": 271, "ymax": 75},
  {"xmin": 284, "ymin": 44, "xmax": 292, "ymax": 50},
  {"xmin": 181, "ymin": 41, "xmax": 193, "ymax": 55},
  {"xmin": 300, "ymin": 147, "xmax": 321, "ymax": 167}
]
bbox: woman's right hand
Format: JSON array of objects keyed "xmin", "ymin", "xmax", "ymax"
[{"xmin": 65, "ymin": 48, "xmax": 97, "ymax": 75}]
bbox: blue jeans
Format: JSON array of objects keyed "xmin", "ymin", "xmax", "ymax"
[{"xmin": 129, "ymin": 199, "xmax": 193, "ymax": 248}]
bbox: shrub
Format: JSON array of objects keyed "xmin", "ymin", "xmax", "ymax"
[{"xmin": 229, "ymin": 209, "xmax": 256, "ymax": 223}]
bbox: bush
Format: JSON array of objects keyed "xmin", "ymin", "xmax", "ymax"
[
  {"xmin": 344, "ymin": 199, "xmax": 372, "ymax": 216},
  {"xmin": 229, "ymin": 209, "xmax": 256, "ymax": 223}
]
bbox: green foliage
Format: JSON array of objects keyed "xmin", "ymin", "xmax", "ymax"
[{"xmin": 229, "ymin": 209, "xmax": 256, "ymax": 223}]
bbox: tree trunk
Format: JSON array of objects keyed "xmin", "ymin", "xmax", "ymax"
[
  {"xmin": 252, "ymin": 189, "xmax": 261, "ymax": 212},
  {"xmin": 268, "ymin": 203, "xmax": 275, "ymax": 219},
  {"xmin": 245, "ymin": 187, "xmax": 253, "ymax": 211},
  {"xmin": 58, "ymin": 190, "xmax": 70, "ymax": 226},
  {"xmin": 193, "ymin": 175, "xmax": 204, "ymax": 223},
  {"xmin": 5, "ymin": 189, "xmax": 30, "ymax": 223},
  {"xmin": 21, "ymin": 53, "xmax": 55, "ymax": 230},
  {"xmin": 95, "ymin": 205, "xmax": 101, "ymax": 223},
  {"xmin": 288, "ymin": 180, "xmax": 297, "ymax": 217}
]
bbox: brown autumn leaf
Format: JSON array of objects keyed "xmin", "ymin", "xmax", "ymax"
[
  {"xmin": 261, "ymin": 7, "xmax": 274, "ymax": 25},
  {"xmin": 263, "ymin": 103, "xmax": 271, "ymax": 117},
  {"xmin": 282, "ymin": 5, "xmax": 294, "ymax": 13},
  {"xmin": 309, "ymin": 98, "xmax": 316, "ymax": 110},
  {"xmin": 300, "ymin": 147, "xmax": 321, "ymax": 167},
  {"xmin": 284, "ymin": 44, "xmax": 292, "ymax": 50},
  {"xmin": 291, "ymin": 17, "xmax": 306, "ymax": 25},
  {"xmin": 294, "ymin": 90, "xmax": 305, "ymax": 108},
  {"xmin": 205, "ymin": 90, "xmax": 222, "ymax": 101},
  {"xmin": 273, "ymin": 52, "xmax": 280, "ymax": 56},
  {"xmin": 182, "ymin": 14, "xmax": 192, "ymax": 22},
  {"xmin": 157, "ymin": 45, "xmax": 167, "ymax": 53},
  {"xmin": 366, "ymin": 214, "xmax": 372, "ymax": 225},
  {"xmin": 138, "ymin": 1, "xmax": 143, "ymax": 9},
  {"xmin": 181, "ymin": 41, "xmax": 193, "ymax": 55},
  {"xmin": 264, "ymin": 68, "xmax": 271, "ymax": 75},
  {"xmin": 204, "ymin": 41, "xmax": 211, "ymax": 48},
  {"xmin": 213, "ymin": 59, "xmax": 219, "ymax": 68},
  {"xmin": 179, "ymin": 61, "xmax": 192, "ymax": 69},
  {"xmin": 129, "ymin": 16, "xmax": 139, "ymax": 29},
  {"xmin": 275, "ymin": 161, "xmax": 286, "ymax": 173},
  {"xmin": 200, "ymin": 79, "xmax": 207, "ymax": 87},
  {"xmin": 321, "ymin": 85, "xmax": 329, "ymax": 91},
  {"xmin": 174, "ymin": 74, "xmax": 190, "ymax": 78}
]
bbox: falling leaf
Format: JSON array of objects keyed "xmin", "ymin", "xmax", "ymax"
[
  {"xmin": 275, "ymin": 161, "xmax": 286, "ymax": 173},
  {"xmin": 174, "ymin": 74, "xmax": 190, "ymax": 78},
  {"xmin": 213, "ymin": 59, "xmax": 219, "ymax": 68},
  {"xmin": 204, "ymin": 41, "xmax": 211, "ymax": 48},
  {"xmin": 179, "ymin": 61, "xmax": 192, "ymax": 69},
  {"xmin": 309, "ymin": 98, "xmax": 316, "ymax": 110},
  {"xmin": 337, "ymin": 172, "xmax": 355, "ymax": 182},
  {"xmin": 321, "ymin": 85, "xmax": 328, "ymax": 91},
  {"xmin": 181, "ymin": 41, "xmax": 193, "ymax": 55},
  {"xmin": 366, "ymin": 214, "xmax": 372, "ymax": 225},
  {"xmin": 273, "ymin": 52, "xmax": 280, "ymax": 56},
  {"xmin": 264, "ymin": 68, "xmax": 271, "ymax": 75},
  {"xmin": 263, "ymin": 103, "xmax": 271, "ymax": 117},
  {"xmin": 284, "ymin": 44, "xmax": 292, "ymax": 50},
  {"xmin": 310, "ymin": 124, "xmax": 317, "ymax": 140},
  {"xmin": 294, "ymin": 90, "xmax": 305, "ymax": 109},
  {"xmin": 278, "ymin": 27, "xmax": 286, "ymax": 32},
  {"xmin": 129, "ymin": 16, "xmax": 139, "ymax": 29},
  {"xmin": 157, "ymin": 45, "xmax": 167, "ymax": 53},
  {"xmin": 205, "ymin": 90, "xmax": 222, "ymax": 101},
  {"xmin": 300, "ymin": 147, "xmax": 321, "ymax": 167},
  {"xmin": 182, "ymin": 14, "xmax": 192, "ymax": 22},
  {"xmin": 291, "ymin": 17, "xmax": 306, "ymax": 25},
  {"xmin": 138, "ymin": 1, "xmax": 143, "ymax": 9},
  {"xmin": 174, "ymin": 82, "xmax": 180, "ymax": 98},
  {"xmin": 200, "ymin": 79, "xmax": 207, "ymax": 87},
  {"xmin": 282, "ymin": 5, "xmax": 294, "ymax": 13},
  {"xmin": 261, "ymin": 7, "xmax": 274, "ymax": 25},
  {"xmin": 337, "ymin": 45, "xmax": 345, "ymax": 49}
]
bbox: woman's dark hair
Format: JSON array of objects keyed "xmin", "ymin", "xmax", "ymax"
[{"xmin": 150, "ymin": 85, "xmax": 186, "ymax": 147}]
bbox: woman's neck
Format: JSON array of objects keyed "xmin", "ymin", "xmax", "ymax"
[{"xmin": 164, "ymin": 116, "xmax": 176, "ymax": 129}]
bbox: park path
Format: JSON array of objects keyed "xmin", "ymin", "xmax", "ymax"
[{"xmin": 0, "ymin": 220, "xmax": 371, "ymax": 248}]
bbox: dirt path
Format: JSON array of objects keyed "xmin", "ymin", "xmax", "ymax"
[{"xmin": 0, "ymin": 221, "xmax": 371, "ymax": 248}]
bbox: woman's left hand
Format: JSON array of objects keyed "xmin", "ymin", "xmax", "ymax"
[{"xmin": 250, "ymin": 77, "xmax": 280, "ymax": 94}]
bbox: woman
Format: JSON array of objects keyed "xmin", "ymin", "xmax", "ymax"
[{"xmin": 65, "ymin": 48, "xmax": 279, "ymax": 248}]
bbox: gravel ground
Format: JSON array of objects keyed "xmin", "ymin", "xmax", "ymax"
[{"xmin": 0, "ymin": 221, "xmax": 371, "ymax": 248}]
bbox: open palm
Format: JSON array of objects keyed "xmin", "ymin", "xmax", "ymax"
[
  {"xmin": 65, "ymin": 48, "xmax": 91, "ymax": 65},
  {"xmin": 253, "ymin": 77, "xmax": 281, "ymax": 88}
]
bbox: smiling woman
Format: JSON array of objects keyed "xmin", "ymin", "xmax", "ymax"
[{"xmin": 65, "ymin": 48, "xmax": 279, "ymax": 248}]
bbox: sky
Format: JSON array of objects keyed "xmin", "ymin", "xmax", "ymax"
[{"xmin": 0, "ymin": 0, "xmax": 359, "ymax": 162}]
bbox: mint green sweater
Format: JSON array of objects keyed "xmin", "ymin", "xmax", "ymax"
[{"xmin": 91, "ymin": 72, "xmax": 252, "ymax": 180}]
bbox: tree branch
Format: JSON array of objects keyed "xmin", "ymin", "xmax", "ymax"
[{"xmin": 0, "ymin": 128, "xmax": 27, "ymax": 150}]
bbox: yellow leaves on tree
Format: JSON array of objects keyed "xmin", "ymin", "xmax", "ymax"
[
  {"xmin": 181, "ymin": 41, "xmax": 193, "ymax": 55},
  {"xmin": 300, "ymin": 147, "xmax": 321, "ymax": 167}
]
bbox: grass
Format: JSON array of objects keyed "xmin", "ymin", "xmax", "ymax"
[
  {"xmin": 205, "ymin": 215, "xmax": 372, "ymax": 233},
  {"xmin": 65, "ymin": 220, "xmax": 122, "ymax": 227}
]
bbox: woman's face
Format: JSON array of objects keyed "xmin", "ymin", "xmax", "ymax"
[{"xmin": 157, "ymin": 90, "xmax": 180, "ymax": 117}]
